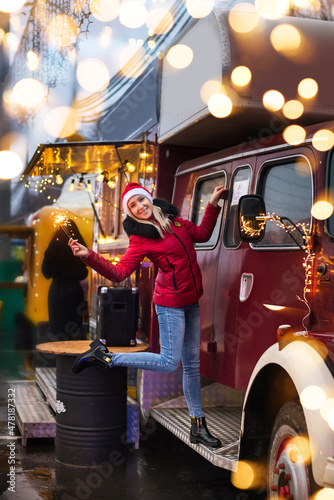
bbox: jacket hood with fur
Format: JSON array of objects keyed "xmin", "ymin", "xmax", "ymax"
[{"xmin": 123, "ymin": 198, "xmax": 179, "ymax": 239}]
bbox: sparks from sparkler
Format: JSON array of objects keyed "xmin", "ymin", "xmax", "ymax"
[{"xmin": 52, "ymin": 211, "xmax": 72, "ymax": 239}]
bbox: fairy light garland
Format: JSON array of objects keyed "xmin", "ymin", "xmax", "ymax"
[{"xmin": 241, "ymin": 212, "xmax": 314, "ymax": 336}]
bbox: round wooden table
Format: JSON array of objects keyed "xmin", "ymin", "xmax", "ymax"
[{"xmin": 36, "ymin": 340, "xmax": 147, "ymax": 467}]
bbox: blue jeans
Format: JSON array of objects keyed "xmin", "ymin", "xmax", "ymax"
[{"xmin": 110, "ymin": 302, "xmax": 203, "ymax": 418}]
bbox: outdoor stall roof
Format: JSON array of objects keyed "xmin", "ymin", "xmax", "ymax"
[{"xmin": 22, "ymin": 141, "xmax": 146, "ymax": 177}]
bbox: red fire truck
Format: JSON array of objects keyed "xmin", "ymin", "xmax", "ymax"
[{"xmin": 23, "ymin": 8, "xmax": 334, "ymax": 498}]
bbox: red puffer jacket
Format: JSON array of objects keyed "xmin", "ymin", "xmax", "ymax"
[{"xmin": 83, "ymin": 199, "xmax": 221, "ymax": 308}]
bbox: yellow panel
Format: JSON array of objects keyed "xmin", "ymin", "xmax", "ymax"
[{"xmin": 25, "ymin": 205, "xmax": 93, "ymax": 325}]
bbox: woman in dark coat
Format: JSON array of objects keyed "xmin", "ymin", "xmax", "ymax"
[{"xmin": 42, "ymin": 220, "xmax": 88, "ymax": 341}]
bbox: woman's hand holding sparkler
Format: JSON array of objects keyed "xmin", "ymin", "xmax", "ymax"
[{"xmin": 68, "ymin": 238, "xmax": 89, "ymax": 259}]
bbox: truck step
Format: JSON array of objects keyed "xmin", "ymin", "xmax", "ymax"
[
  {"xmin": 9, "ymin": 381, "xmax": 56, "ymax": 446},
  {"xmin": 150, "ymin": 404, "xmax": 241, "ymax": 471}
]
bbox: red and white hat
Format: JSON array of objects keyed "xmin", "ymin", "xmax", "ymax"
[{"xmin": 121, "ymin": 182, "xmax": 153, "ymax": 216}]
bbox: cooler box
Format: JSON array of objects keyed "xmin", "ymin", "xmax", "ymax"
[{"xmin": 96, "ymin": 286, "xmax": 138, "ymax": 346}]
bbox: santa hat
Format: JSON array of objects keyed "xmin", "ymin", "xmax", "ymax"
[{"xmin": 121, "ymin": 182, "xmax": 153, "ymax": 216}]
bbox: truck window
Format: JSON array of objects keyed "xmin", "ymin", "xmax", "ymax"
[
  {"xmin": 255, "ymin": 158, "xmax": 312, "ymax": 248},
  {"xmin": 192, "ymin": 174, "xmax": 226, "ymax": 248},
  {"xmin": 225, "ymin": 166, "xmax": 251, "ymax": 248}
]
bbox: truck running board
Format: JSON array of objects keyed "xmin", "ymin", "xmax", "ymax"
[{"xmin": 150, "ymin": 404, "xmax": 242, "ymax": 471}]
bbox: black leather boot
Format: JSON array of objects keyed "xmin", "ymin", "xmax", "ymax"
[
  {"xmin": 72, "ymin": 339, "xmax": 113, "ymax": 373},
  {"xmin": 190, "ymin": 416, "xmax": 222, "ymax": 448}
]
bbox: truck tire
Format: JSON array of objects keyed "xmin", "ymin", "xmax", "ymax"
[{"xmin": 267, "ymin": 401, "xmax": 318, "ymax": 498}]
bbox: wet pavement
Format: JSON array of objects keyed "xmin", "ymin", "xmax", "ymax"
[
  {"xmin": 0, "ymin": 339, "xmax": 265, "ymax": 500},
  {"xmin": 0, "ymin": 415, "xmax": 265, "ymax": 500}
]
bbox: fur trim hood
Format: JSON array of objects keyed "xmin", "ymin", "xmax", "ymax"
[{"xmin": 123, "ymin": 198, "xmax": 179, "ymax": 239}]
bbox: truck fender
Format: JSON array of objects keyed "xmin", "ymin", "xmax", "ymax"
[{"xmin": 242, "ymin": 340, "xmax": 334, "ymax": 486}]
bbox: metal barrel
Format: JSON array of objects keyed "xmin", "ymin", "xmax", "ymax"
[{"xmin": 56, "ymin": 355, "xmax": 127, "ymax": 466}]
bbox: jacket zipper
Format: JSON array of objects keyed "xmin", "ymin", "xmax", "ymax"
[
  {"xmin": 166, "ymin": 257, "xmax": 178, "ymax": 294},
  {"xmin": 171, "ymin": 231, "xmax": 199, "ymax": 300}
]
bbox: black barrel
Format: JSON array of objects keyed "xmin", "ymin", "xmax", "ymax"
[{"xmin": 56, "ymin": 355, "xmax": 127, "ymax": 466}]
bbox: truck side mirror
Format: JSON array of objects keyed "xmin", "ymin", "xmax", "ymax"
[{"xmin": 238, "ymin": 195, "xmax": 266, "ymax": 243}]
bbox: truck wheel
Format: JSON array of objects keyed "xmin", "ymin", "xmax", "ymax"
[{"xmin": 267, "ymin": 401, "xmax": 318, "ymax": 498}]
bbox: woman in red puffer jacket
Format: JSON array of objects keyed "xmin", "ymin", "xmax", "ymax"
[{"xmin": 69, "ymin": 182, "xmax": 226, "ymax": 448}]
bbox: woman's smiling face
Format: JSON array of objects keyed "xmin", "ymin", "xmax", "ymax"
[{"xmin": 128, "ymin": 194, "xmax": 153, "ymax": 219}]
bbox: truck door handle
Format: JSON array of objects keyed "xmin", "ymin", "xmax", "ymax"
[{"xmin": 240, "ymin": 273, "xmax": 254, "ymax": 302}]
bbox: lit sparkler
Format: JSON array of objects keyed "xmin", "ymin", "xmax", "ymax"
[{"xmin": 52, "ymin": 211, "xmax": 72, "ymax": 239}]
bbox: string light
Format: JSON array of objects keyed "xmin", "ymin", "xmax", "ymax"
[
  {"xmin": 76, "ymin": 175, "xmax": 84, "ymax": 190},
  {"xmin": 241, "ymin": 212, "xmax": 314, "ymax": 335},
  {"xmin": 55, "ymin": 169, "xmax": 63, "ymax": 185},
  {"xmin": 125, "ymin": 160, "xmax": 136, "ymax": 173},
  {"xmin": 86, "ymin": 180, "xmax": 92, "ymax": 192},
  {"xmin": 69, "ymin": 179, "xmax": 75, "ymax": 191},
  {"xmin": 139, "ymin": 147, "xmax": 148, "ymax": 159}
]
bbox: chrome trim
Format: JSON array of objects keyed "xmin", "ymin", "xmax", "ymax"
[{"xmin": 175, "ymin": 139, "xmax": 315, "ymax": 177}]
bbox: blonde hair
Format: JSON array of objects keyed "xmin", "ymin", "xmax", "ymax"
[{"xmin": 130, "ymin": 204, "xmax": 172, "ymax": 238}]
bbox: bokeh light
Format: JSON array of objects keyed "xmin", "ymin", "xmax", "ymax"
[
  {"xmin": 0, "ymin": 132, "xmax": 28, "ymax": 164},
  {"xmin": 200, "ymin": 80, "xmax": 224, "ymax": 105},
  {"xmin": 255, "ymin": 0, "xmax": 290, "ymax": 19},
  {"xmin": 282, "ymin": 100, "xmax": 304, "ymax": 119},
  {"xmin": 0, "ymin": 0, "xmax": 25, "ymax": 13},
  {"xmin": 46, "ymin": 14, "xmax": 79, "ymax": 49},
  {"xmin": 262, "ymin": 90, "xmax": 285, "ymax": 112},
  {"xmin": 311, "ymin": 201, "xmax": 334, "ymax": 220},
  {"xmin": 5, "ymin": 32, "xmax": 19, "ymax": 53},
  {"xmin": 208, "ymin": 93, "xmax": 233, "ymax": 118},
  {"xmin": 231, "ymin": 66, "xmax": 252, "ymax": 87},
  {"xmin": 44, "ymin": 106, "xmax": 79, "ymax": 139},
  {"xmin": 119, "ymin": 0, "xmax": 147, "ymax": 29},
  {"xmin": 283, "ymin": 125, "xmax": 306, "ymax": 145},
  {"xmin": 98, "ymin": 27, "xmax": 113, "ymax": 49},
  {"xmin": 119, "ymin": 45, "xmax": 146, "ymax": 78},
  {"xmin": 166, "ymin": 44, "xmax": 193, "ymax": 69},
  {"xmin": 186, "ymin": 0, "xmax": 214, "ymax": 19},
  {"xmin": 231, "ymin": 461, "xmax": 255, "ymax": 489},
  {"xmin": 146, "ymin": 7, "xmax": 174, "ymax": 35},
  {"xmin": 26, "ymin": 51, "xmax": 40, "ymax": 71},
  {"xmin": 300, "ymin": 385, "xmax": 327, "ymax": 410},
  {"xmin": 76, "ymin": 58, "xmax": 110, "ymax": 92},
  {"xmin": 12, "ymin": 78, "xmax": 48, "ymax": 108},
  {"xmin": 320, "ymin": 398, "xmax": 334, "ymax": 422},
  {"xmin": 0, "ymin": 150, "xmax": 24, "ymax": 179},
  {"xmin": 315, "ymin": 489, "xmax": 334, "ymax": 500},
  {"xmin": 270, "ymin": 24, "xmax": 301, "ymax": 55},
  {"xmin": 288, "ymin": 436, "xmax": 312, "ymax": 464},
  {"xmin": 312, "ymin": 130, "xmax": 334, "ymax": 152},
  {"xmin": 90, "ymin": 0, "xmax": 119, "ymax": 22},
  {"xmin": 228, "ymin": 3, "xmax": 259, "ymax": 33},
  {"xmin": 298, "ymin": 78, "xmax": 318, "ymax": 99},
  {"xmin": 328, "ymin": 409, "xmax": 334, "ymax": 432}
]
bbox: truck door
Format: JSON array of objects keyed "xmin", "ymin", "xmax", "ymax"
[
  {"xmin": 211, "ymin": 163, "xmax": 253, "ymax": 387},
  {"xmin": 233, "ymin": 154, "xmax": 314, "ymax": 390},
  {"xmin": 192, "ymin": 172, "xmax": 227, "ymax": 376}
]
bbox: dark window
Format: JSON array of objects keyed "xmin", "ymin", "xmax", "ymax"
[
  {"xmin": 193, "ymin": 174, "xmax": 226, "ymax": 248},
  {"xmin": 225, "ymin": 167, "xmax": 251, "ymax": 248},
  {"xmin": 255, "ymin": 158, "xmax": 312, "ymax": 247}
]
